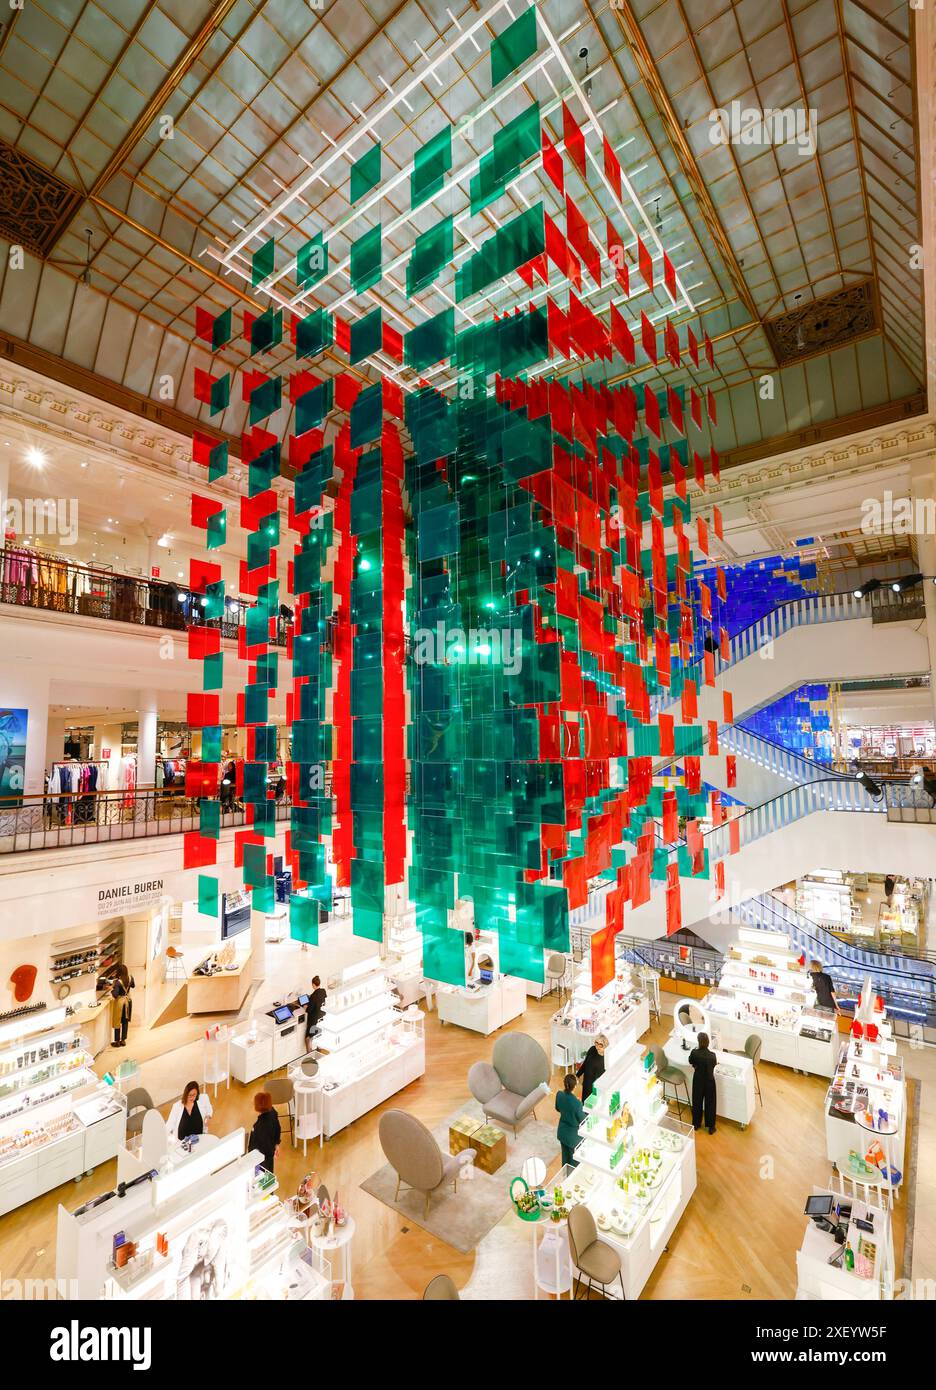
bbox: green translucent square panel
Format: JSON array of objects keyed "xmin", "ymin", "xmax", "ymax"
[
  {"xmin": 350, "ymin": 141, "xmax": 381, "ymax": 202},
  {"xmin": 200, "ymin": 800, "xmax": 220, "ymax": 840},
  {"xmin": 455, "ymin": 203, "xmax": 544, "ymax": 301},
  {"xmin": 251, "ymin": 308, "xmax": 283, "ymax": 354},
  {"xmin": 491, "ymin": 5, "xmax": 537, "ymax": 87},
  {"xmin": 407, "ymin": 217, "xmax": 453, "ymax": 296},
  {"xmin": 350, "ymin": 383, "xmax": 383, "ymax": 448},
  {"xmin": 405, "ymin": 307, "xmax": 454, "ymax": 371},
  {"xmin": 251, "ymin": 236, "xmax": 274, "ymax": 286},
  {"xmin": 203, "ymin": 652, "xmax": 223, "ymax": 690},
  {"xmin": 470, "ymin": 102, "xmax": 540, "ymax": 214},
  {"xmin": 296, "ymin": 379, "xmax": 334, "ymax": 435},
  {"xmin": 297, "ymin": 307, "xmax": 333, "ymax": 359},
  {"xmin": 411, "ymin": 126, "xmax": 451, "ymax": 209},
  {"xmin": 290, "ymin": 895, "xmax": 319, "ymax": 946},
  {"xmin": 202, "ymin": 726, "xmax": 222, "ymax": 762},
  {"xmin": 209, "ymin": 375, "xmax": 230, "ymax": 415},
  {"xmin": 204, "ymin": 579, "xmax": 225, "ymax": 618},
  {"xmin": 249, "ymin": 376, "xmax": 282, "ymax": 424},
  {"xmin": 198, "ymin": 874, "xmax": 219, "ymax": 917},
  {"xmin": 207, "ymin": 441, "xmax": 228, "ymax": 481},
  {"xmin": 211, "ymin": 308, "xmax": 232, "ymax": 351},
  {"xmin": 350, "ymin": 306, "xmax": 382, "ymax": 364},
  {"xmin": 350, "ymin": 224, "xmax": 382, "ymax": 293},
  {"xmin": 297, "ymin": 233, "xmax": 327, "ymax": 287},
  {"xmin": 206, "ymin": 509, "xmax": 226, "ymax": 550}
]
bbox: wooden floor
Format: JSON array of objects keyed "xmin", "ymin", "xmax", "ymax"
[{"xmin": 0, "ymin": 991, "xmax": 914, "ymax": 1300}]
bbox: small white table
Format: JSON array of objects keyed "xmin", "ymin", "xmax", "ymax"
[
  {"xmin": 311, "ymin": 1214, "xmax": 355, "ymax": 1299},
  {"xmin": 533, "ymin": 1218, "xmax": 573, "ymax": 1300}
]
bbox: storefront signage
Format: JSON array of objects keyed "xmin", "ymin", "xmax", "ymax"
[{"xmin": 97, "ymin": 878, "xmax": 165, "ymax": 918}]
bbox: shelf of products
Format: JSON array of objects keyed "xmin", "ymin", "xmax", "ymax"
[
  {"xmin": 386, "ymin": 906, "xmax": 424, "ymax": 1007},
  {"xmin": 825, "ymin": 978, "xmax": 905, "ymax": 1186},
  {"xmin": 0, "ymin": 1006, "xmax": 125, "ymax": 1216},
  {"xmin": 550, "ymin": 960, "xmax": 650, "ymax": 1069},
  {"xmin": 59, "ymin": 1130, "xmax": 328, "ymax": 1302},
  {"xmin": 48, "ymin": 923, "xmax": 124, "ymax": 1004},
  {"xmin": 701, "ymin": 927, "xmax": 838, "ymax": 1077},
  {"xmin": 312, "ymin": 957, "xmax": 425, "ymax": 1138},
  {"xmin": 564, "ymin": 1029, "xmax": 697, "ymax": 1297}
]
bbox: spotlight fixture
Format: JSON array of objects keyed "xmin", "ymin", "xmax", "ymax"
[
  {"xmin": 25, "ymin": 446, "xmax": 47, "ymax": 468},
  {"xmin": 856, "ymin": 771, "xmax": 884, "ymax": 799},
  {"xmin": 891, "ymin": 573, "xmax": 923, "ymax": 593},
  {"xmin": 852, "ymin": 579, "xmax": 881, "ymax": 598}
]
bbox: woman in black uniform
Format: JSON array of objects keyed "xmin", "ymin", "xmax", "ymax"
[
  {"xmin": 249, "ymin": 1092, "xmax": 281, "ymax": 1174},
  {"xmin": 576, "ymin": 1034, "xmax": 608, "ymax": 1106},
  {"xmin": 688, "ymin": 1032, "xmax": 718, "ymax": 1134}
]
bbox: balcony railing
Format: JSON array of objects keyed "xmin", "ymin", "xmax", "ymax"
[
  {"xmin": 0, "ymin": 547, "xmax": 289, "ymax": 645},
  {"xmin": 0, "ymin": 787, "xmax": 296, "ymax": 854}
]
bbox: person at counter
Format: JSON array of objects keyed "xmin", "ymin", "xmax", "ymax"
[
  {"xmin": 555, "ymin": 1073, "xmax": 586, "ymax": 1168},
  {"xmin": 167, "ymin": 1081, "xmax": 214, "ymax": 1141},
  {"xmin": 249, "ymin": 1091, "xmax": 281, "ymax": 1174},
  {"xmin": 305, "ymin": 976, "xmax": 327, "ymax": 1043},
  {"xmin": 464, "ymin": 931, "xmax": 477, "ymax": 982},
  {"xmin": 576, "ymin": 1034, "xmax": 608, "ymax": 1106},
  {"xmin": 688, "ymin": 1032, "xmax": 718, "ymax": 1134},
  {"xmin": 809, "ymin": 960, "xmax": 840, "ymax": 1014}
]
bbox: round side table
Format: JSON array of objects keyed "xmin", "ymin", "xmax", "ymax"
[{"xmin": 311, "ymin": 1214, "xmax": 356, "ymax": 1299}]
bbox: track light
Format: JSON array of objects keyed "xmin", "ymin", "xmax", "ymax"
[
  {"xmin": 891, "ymin": 573, "xmax": 923, "ymax": 593},
  {"xmin": 856, "ymin": 772, "xmax": 883, "ymax": 799},
  {"xmin": 853, "ymin": 579, "xmax": 881, "ymax": 598}
]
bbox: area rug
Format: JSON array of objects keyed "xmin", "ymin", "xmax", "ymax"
[{"xmin": 359, "ymin": 1101, "xmax": 559, "ymax": 1253}]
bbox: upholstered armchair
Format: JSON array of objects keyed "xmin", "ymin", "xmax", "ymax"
[
  {"xmin": 468, "ymin": 1032, "xmax": 551, "ymax": 1134},
  {"xmin": 378, "ymin": 1110, "xmax": 473, "ymax": 1217}
]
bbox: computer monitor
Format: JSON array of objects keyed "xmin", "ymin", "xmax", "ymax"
[
  {"xmin": 479, "ymin": 968, "xmax": 494, "ymax": 985},
  {"xmin": 272, "ymin": 1005, "xmax": 293, "ymax": 1024},
  {"xmin": 298, "ymin": 993, "xmax": 310, "ymax": 1006},
  {"xmin": 804, "ymin": 1194, "xmax": 834, "ymax": 1218}
]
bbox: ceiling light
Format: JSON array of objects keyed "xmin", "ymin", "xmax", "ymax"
[
  {"xmin": 25, "ymin": 447, "xmax": 47, "ymax": 468},
  {"xmin": 892, "ymin": 573, "xmax": 923, "ymax": 593}
]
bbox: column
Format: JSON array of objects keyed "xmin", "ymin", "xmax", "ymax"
[
  {"xmin": 0, "ymin": 450, "xmax": 9, "ymax": 534},
  {"xmin": 137, "ymin": 690, "xmax": 158, "ymax": 787},
  {"xmin": 45, "ymin": 715, "xmax": 68, "ymax": 769},
  {"xmin": 910, "ymin": 463, "xmax": 936, "ymax": 730}
]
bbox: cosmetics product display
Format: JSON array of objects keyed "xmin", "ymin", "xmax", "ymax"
[
  {"xmin": 0, "ymin": 1010, "xmax": 126, "ymax": 1215},
  {"xmin": 550, "ymin": 959, "xmax": 650, "ymax": 1068},
  {"xmin": 824, "ymin": 978, "xmax": 905, "ymax": 1178},
  {"xmin": 556, "ymin": 1024, "xmax": 696, "ymax": 1298},
  {"xmin": 701, "ymin": 928, "xmax": 838, "ymax": 1076},
  {"xmin": 796, "ymin": 1188, "xmax": 895, "ymax": 1299},
  {"xmin": 311, "ymin": 957, "xmax": 425, "ymax": 1137}
]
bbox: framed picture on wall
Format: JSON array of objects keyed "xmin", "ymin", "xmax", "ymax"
[{"xmin": 0, "ymin": 709, "xmax": 28, "ymax": 806}]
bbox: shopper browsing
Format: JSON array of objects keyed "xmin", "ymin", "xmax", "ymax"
[
  {"xmin": 576, "ymin": 1034, "xmax": 608, "ymax": 1106},
  {"xmin": 249, "ymin": 1091, "xmax": 281, "ymax": 1174},
  {"xmin": 109, "ymin": 964, "xmax": 134, "ymax": 1048},
  {"xmin": 167, "ymin": 1081, "xmax": 214, "ymax": 1141},
  {"xmin": 688, "ymin": 1032, "xmax": 718, "ymax": 1134},
  {"xmin": 809, "ymin": 960, "xmax": 840, "ymax": 1014},
  {"xmin": 305, "ymin": 975, "xmax": 327, "ymax": 1042},
  {"xmin": 555, "ymin": 1073, "xmax": 586, "ymax": 1169}
]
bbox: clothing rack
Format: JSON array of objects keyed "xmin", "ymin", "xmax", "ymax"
[{"xmin": 47, "ymin": 760, "xmax": 111, "ymax": 825}]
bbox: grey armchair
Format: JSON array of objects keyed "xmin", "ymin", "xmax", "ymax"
[
  {"xmin": 468, "ymin": 1032, "xmax": 550, "ymax": 1134},
  {"xmin": 379, "ymin": 1110, "xmax": 472, "ymax": 1218}
]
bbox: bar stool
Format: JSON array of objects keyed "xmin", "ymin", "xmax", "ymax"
[
  {"xmin": 265, "ymin": 1077, "xmax": 295, "ymax": 1143},
  {"xmin": 743, "ymin": 1035, "xmax": 763, "ymax": 1105},
  {"xmin": 648, "ymin": 1047, "xmax": 691, "ymax": 1121},
  {"xmin": 165, "ymin": 947, "xmax": 187, "ymax": 982}
]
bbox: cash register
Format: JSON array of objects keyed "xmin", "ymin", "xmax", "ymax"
[{"xmin": 265, "ymin": 995, "xmax": 309, "ymax": 1068}]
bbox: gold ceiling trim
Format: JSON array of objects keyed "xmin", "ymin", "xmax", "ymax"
[
  {"xmin": 721, "ymin": 391, "xmax": 926, "ymax": 472},
  {"xmin": 0, "ymin": 138, "xmax": 83, "ymax": 258},
  {"xmin": 763, "ymin": 278, "xmax": 878, "ymax": 365}
]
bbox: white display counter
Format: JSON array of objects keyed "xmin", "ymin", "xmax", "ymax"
[
  {"xmin": 567, "ymin": 1029, "xmax": 696, "ymax": 1299},
  {"xmin": 58, "ymin": 1127, "xmax": 328, "ymax": 1302},
  {"xmin": 662, "ymin": 1034, "xmax": 756, "ymax": 1128},
  {"xmin": 702, "ymin": 926, "xmax": 838, "ymax": 1077},
  {"xmin": 551, "ymin": 996, "xmax": 651, "ymax": 1070},
  {"xmin": 0, "ymin": 1006, "xmax": 126, "ymax": 1218},
  {"xmin": 315, "ymin": 1033, "xmax": 425, "ymax": 1139},
  {"xmin": 436, "ymin": 975, "xmax": 527, "ymax": 1035},
  {"xmin": 796, "ymin": 1188, "xmax": 894, "ymax": 1299}
]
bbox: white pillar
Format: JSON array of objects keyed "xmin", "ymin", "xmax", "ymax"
[
  {"xmin": 0, "ymin": 451, "xmax": 9, "ymax": 536},
  {"xmin": 45, "ymin": 715, "xmax": 68, "ymax": 769},
  {"xmin": 250, "ymin": 907, "xmax": 266, "ymax": 981},
  {"xmin": 137, "ymin": 690, "xmax": 158, "ymax": 788},
  {"xmin": 910, "ymin": 464, "xmax": 936, "ymax": 729}
]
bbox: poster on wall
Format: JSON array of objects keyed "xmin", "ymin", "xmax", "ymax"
[{"xmin": 0, "ymin": 708, "xmax": 27, "ymax": 807}]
